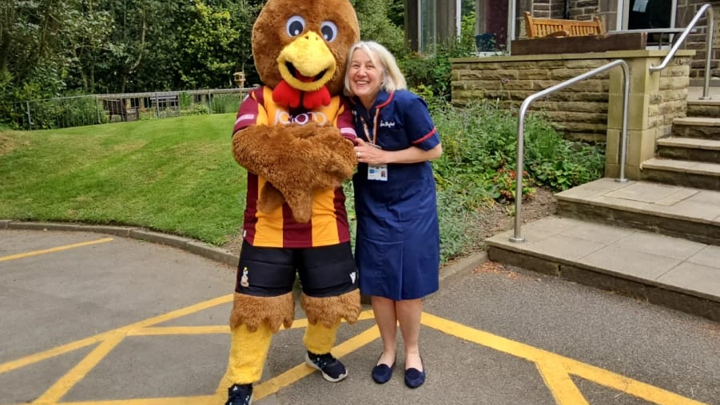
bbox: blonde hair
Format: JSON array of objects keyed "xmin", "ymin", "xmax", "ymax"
[{"xmin": 344, "ymin": 41, "xmax": 407, "ymax": 97}]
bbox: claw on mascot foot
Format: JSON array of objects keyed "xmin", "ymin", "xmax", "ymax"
[{"xmin": 225, "ymin": 383, "xmax": 253, "ymax": 405}]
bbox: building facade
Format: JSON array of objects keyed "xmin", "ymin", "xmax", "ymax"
[{"xmin": 406, "ymin": 0, "xmax": 719, "ymax": 79}]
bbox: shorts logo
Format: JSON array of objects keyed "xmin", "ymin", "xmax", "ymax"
[
  {"xmin": 349, "ymin": 271, "xmax": 357, "ymax": 284},
  {"xmin": 240, "ymin": 267, "xmax": 250, "ymax": 287}
]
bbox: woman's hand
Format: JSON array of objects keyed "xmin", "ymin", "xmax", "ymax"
[
  {"xmin": 354, "ymin": 137, "xmax": 386, "ymax": 165},
  {"xmin": 354, "ymin": 137, "xmax": 443, "ymax": 165}
]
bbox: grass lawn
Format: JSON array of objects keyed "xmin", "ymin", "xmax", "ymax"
[{"xmin": 0, "ymin": 114, "xmax": 246, "ymax": 245}]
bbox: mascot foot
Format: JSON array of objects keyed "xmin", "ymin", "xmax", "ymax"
[
  {"xmin": 305, "ymin": 351, "xmax": 348, "ymax": 383},
  {"xmin": 226, "ymin": 383, "xmax": 253, "ymax": 405}
]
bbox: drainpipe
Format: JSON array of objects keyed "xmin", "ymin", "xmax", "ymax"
[{"xmin": 564, "ymin": 0, "xmax": 570, "ymax": 19}]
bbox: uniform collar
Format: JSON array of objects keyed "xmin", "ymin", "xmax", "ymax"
[{"xmin": 352, "ymin": 90, "xmax": 394, "ymax": 112}]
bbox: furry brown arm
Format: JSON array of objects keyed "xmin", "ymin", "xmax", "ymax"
[{"xmin": 232, "ymin": 122, "xmax": 357, "ymax": 222}]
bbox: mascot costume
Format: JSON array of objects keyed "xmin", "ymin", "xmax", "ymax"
[{"xmin": 224, "ymin": 1, "xmax": 361, "ymax": 404}]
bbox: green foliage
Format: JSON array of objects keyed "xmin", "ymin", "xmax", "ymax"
[
  {"xmin": 179, "ymin": 0, "xmax": 240, "ymax": 89},
  {"xmin": 350, "ymin": 0, "xmax": 407, "ymax": 57},
  {"xmin": 431, "ymin": 100, "xmax": 605, "ymax": 209},
  {"xmin": 399, "ymin": 12, "xmax": 477, "ymax": 101}
]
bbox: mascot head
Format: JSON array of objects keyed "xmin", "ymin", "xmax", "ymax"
[{"xmin": 252, "ymin": 0, "xmax": 360, "ymax": 107}]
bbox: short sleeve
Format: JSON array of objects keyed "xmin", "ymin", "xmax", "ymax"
[
  {"xmin": 335, "ymin": 98, "xmax": 358, "ymax": 141},
  {"xmin": 232, "ymin": 88, "xmax": 266, "ymax": 137},
  {"xmin": 403, "ymin": 95, "xmax": 440, "ymax": 151}
]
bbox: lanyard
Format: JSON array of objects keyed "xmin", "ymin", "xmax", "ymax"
[{"xmin": 358, "ymin": 109, "xmax": 380, "ymax": 146}]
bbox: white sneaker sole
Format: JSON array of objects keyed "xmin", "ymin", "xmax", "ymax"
[{"xmin": 304, "ymin": 353, "xmax": 348, "ymax": 383}]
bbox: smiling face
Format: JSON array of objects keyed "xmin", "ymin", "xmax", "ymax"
[
  {"xmin": 251, "ymin": 0, "xmax": 359, "ymax": 95},
  {"xmin": 348, "ymin": 48, "xmax": 384, "ymax": 109}
]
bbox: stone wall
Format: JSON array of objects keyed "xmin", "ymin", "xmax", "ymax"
[
  {"xmin": 451, "ymin": 53, "xmax": 613, "ymax": 142},
  {"xmin": 451, "ymin": 50, "xmax": 693, "ymax": 148}
]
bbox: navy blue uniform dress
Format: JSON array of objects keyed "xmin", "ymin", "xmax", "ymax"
[{"xmin": 351, "ymin": 90, "xmax": 441, "ymax": 300}]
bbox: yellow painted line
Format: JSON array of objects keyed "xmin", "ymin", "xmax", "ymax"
[
  {"xmin": 537, "ymin": 361, "xmax": 590, "ymax": 405},
  {"xmin": 128, "ymin": 326, "xmax": 230, "ymax": 336},
  {"xmin": 34, "ymin": 396, "xmax": 215, "ymax": 405},
  {"xmin": 253, "ymin": 323, "xmax": 380, "ymax": 401},
  {"xmin": 0, "ymin": 335, "xmax": 105, "ymax": 374},
  {"xmin": 131, "ymin": 310, "xmax": 376, "ymax": 336},
  {"xmin": 34, "ymin": 332, "xmax": 125, "ymax": 404},
  {"xmin": 288, "ymin": 310, "xmax": 376, "ymax": 329},
  {"xmin": 421, "ymin": 312, "xmax": 710, "ymax": 405},
  {"xmin": 559, "ymin": 357, "xmax": 710, "ymax": 405},
  {"xmin": 0, "ymin": 238, "xmax": 114, "ymax": 262},
  {"xmin": 0, "ymin": 295, "xmax": 234, "ymax": 374}
]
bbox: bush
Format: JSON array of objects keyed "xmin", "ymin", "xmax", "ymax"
[{"xmin": 431, "ymin": 100, "xmax": 605, "ymax": 208}]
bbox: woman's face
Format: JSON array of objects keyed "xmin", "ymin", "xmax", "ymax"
[{"xmin": 348, "ymin": 49, "xmax": 383, "ymax": 107}]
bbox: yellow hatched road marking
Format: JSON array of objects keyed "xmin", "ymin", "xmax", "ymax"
[
  {"xmin": 537, "ymin": 361, "xmax": 591, "ymax": 405},
  {"xmin": 421, "ymin": 312, "xmax": 709, "ymax": 405},
  {"xmin": 0, "ymin": 295, "xmax": 234, "ymax": 374},
  {"xmin": 0, "ymin": 299, "xmax": 710, "ymax": 405},
  {"xmin": 33, "ymin": 333, "xmax": 126, "ymax": 404},
  {"xmin": 0, "ymin": 238, "xmax": 114, "ymax": 262}
]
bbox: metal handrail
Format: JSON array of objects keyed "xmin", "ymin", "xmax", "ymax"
[
  {"xmin": 510, "ymin": 59, "xmax": 630, "ymax": 243},
  {"xmin": 649, "ymin": 3, "xmax": 714, "ymax": 100}
]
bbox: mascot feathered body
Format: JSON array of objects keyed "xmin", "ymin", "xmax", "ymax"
[{"xmin": 224, "ymin": 1, "xmax": 361, "ymax": 404}]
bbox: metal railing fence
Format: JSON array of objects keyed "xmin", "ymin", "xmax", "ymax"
[
  {"xmin": 4, "ymin": 87, "xmax": 252, "ymax": 131},
  {"xmin": 510, "ymin": 59, "xmax": 630, "ymax": 243},
  {"xmin": 649, "ymin": 3, "xmax": 714, "ymax": 100}
]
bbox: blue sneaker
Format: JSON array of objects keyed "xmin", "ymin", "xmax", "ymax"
[
  {"xmin": 225, "ymin": 383, "xmax": 252, "ymax": 405},
  {"xmin": 305, "ymin": 351, "xmax": 348, "ymax": 382}
]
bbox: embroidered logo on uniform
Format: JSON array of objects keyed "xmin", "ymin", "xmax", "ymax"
[
  {"xmin": 240, "ymin": 267, "xmax": 250, "ymax": 287},
  {"xmin": 379, "ymin": 120, "xmax": 396, "ymax": 128},
  {"xmin": 349, "ymin": 271, "xmax": 357, "ymax": 284}
]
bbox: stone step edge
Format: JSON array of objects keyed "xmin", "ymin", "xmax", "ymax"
[
  {"xmin": 687, "ymin": 99, "xmax": 720, "ymax": 107},
  {"xmin": 555, "ymin": 192, "xmax": 718, "ymax": 227},
  {"xmin": 673, "ymin": 116, "xmax": 720, "ymax": 126},
  {"xmin": 641, "ymin": 158, "xmax": 720, "ymax": 176},
  {"xmin": 656, "ymin": 137, "xmax": 720, "ymax": 150},
  {"xmin": 486, "ymin": 242, "xmax": 720, "ymax": 322}
]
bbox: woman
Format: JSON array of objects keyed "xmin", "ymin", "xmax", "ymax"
[{"xmin": 344, "ymin": 41, "xmax": 442, "ymax": 388}]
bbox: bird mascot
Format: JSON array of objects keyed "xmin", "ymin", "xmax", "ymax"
[{"xmin": 224, "ymin": 1, "xmax": 361, "ymax": 404}]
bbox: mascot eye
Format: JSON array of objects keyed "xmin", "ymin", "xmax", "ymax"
[
  {"xmin": 286, "ymin": 16, "xmax": 306, "ymax": 37},
  {"xmin": 320, "ymin": 21, "xmax": 338, "ymax": 42}
]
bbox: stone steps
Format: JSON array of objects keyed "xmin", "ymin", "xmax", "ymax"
[
  {"xmin": 640, "ymin": 157, "xmax": 720, "ymax": 191},
  {"xmin": 485, "ymin": 178, "xmax": 720, "ymax": 322},
  {"xmin": 656, "ymin": 137, "xmax": 720, "ymax": 162},
  {"xmin": 671, "ymin": 117, "xmax": 720, "ymax": 140}
]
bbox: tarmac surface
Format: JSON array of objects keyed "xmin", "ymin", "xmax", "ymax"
[{"xmin": 1, "ymin": 226, "xmax": 719, "ymax": 405}]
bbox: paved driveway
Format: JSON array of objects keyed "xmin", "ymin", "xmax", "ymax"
[{"xmin": 1, "ymin": 229, "xmax": 717, "ymax": 405}]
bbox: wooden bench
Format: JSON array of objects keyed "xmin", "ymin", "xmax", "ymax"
[{"xmin": 524, "ymin": 12, "xmax": 604, "ymax": 38}]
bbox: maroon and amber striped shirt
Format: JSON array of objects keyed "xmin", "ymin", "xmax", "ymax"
[{"xmin": 233, "ymin": 87, "xmax": 357, "ymax": 248}]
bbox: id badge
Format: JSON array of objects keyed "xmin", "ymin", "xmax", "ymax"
[{"xmin": 368, "ymin": 164, "xmax": 388, "ymax": 181}]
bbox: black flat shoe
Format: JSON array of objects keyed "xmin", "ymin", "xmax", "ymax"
[
  {"xmin": 371, "ymin": 354, "xmax": 395, "ymax": 384},
  {"xmin": 404, "ymin": 357, "xmax": 426, "ymax": 388}
]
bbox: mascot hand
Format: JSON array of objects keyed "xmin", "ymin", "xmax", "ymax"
[{"xmin": 232, "ymin": 123, "xmax": 357, "ymax": 223}]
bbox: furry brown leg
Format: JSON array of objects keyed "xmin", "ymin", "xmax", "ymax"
[
  {"xmin": 301, "ymin": 289, "xmax": 361, "ymax": 328},
  {"xmin": 229, "ymin": 292, "xmax": 295, "ymax": 333}
]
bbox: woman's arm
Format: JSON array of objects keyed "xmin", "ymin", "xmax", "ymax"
[{"xmin": 354, "ymin": 137, "xmax": 442, "ymax": 165}]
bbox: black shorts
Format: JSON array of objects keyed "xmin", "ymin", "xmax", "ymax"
[{"xmin": 235, "ymin": 240, "xmax": 358, "ymax": 298}]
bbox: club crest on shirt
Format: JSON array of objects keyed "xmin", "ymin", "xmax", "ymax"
[{"xmin": 240, "ymin": 267, "xmax": 250, "ymax": 287}]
